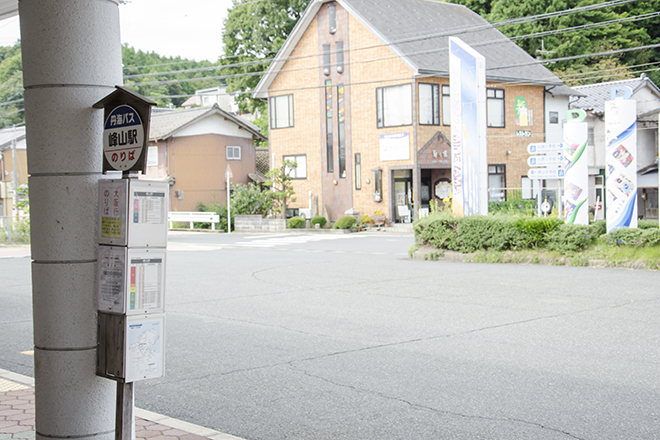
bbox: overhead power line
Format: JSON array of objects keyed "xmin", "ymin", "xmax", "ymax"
[{"xmin": 121, "ymin": 0, "xmax": 649, "ymax": 80}]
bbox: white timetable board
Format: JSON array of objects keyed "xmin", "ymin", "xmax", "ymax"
[
  {"xmin": 98, "ymin": 246, "xmax": 166, "ymax": 315},
  {"xmin": 98, "ymin": 179, "xmax": 168, "ymax": 247}
]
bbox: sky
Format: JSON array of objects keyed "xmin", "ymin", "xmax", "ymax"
[{"xmin": 0, "ymin": 0, "xmax": 236, "ymax": 62}]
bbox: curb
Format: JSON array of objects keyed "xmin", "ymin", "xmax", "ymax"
[{"xmin": 0, "ymin": 368, "xmax": 246, "ymax": 440}]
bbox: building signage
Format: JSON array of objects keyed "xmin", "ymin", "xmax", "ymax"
[
  {"xmin": 379, "ymin": 132, "xmax": 410, "ymax": 161},
  {"xmin": 516, "ymin": 130, "xmax": 532, "ymax": 138},
  {"xmin": 605, "ymin": 87, "xmax": 637, "ymax": 232}
]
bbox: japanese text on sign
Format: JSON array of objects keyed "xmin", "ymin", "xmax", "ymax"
[{"xmin": 103, "ymin": 105, "xmax": 144, "ymax": 171}]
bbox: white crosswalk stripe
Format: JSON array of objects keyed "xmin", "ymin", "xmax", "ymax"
[{"xmin": 234, "ymin": 233, "xmax": 359, "ymax": 248}]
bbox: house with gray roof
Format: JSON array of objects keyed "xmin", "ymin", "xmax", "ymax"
[
  {"xmin": 143, "ymin": 104, "xmax": 266, "ymax": 212},
  {"xmin": 253, "ymin": 0, "xmax": 572, "ymax": 222},
  {"xmin": 570, "ymin": 74, "xmax": 660, "ymax": 220},
  {"xmin": 0, "ymin": 126, "xmax": 27, "ymax": 220}
]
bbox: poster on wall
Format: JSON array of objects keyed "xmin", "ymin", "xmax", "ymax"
[
  {"xmin": 379, "ymin": 132, "xmax": 410, "ymax": 161},
  {"xmin": 563, "ymin": 119, "xmax": 589, "ymax": 225},
  {"xmin": 605, "ymin": 87, "xmax": 637, "ymax": 232},
  {"xmin": 449, "ymin": 37, "xmax": 487, "ymax": 217}
]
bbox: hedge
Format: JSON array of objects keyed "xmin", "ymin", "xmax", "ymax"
[{"xmin": 414, "ymin": 212, "xmax": 658, "ymax": 254}]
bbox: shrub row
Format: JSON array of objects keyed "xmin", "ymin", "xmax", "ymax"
[{"xmin": 414, "ymin": 213, "xmax": 659, "ymax": 253}]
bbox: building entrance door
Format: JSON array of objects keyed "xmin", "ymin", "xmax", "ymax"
[{"xmin": 393, "ymin": 169, "xmax": 412, "ymax": 223}]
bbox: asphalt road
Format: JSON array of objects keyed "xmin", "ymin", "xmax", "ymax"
[{"xmin": 1, "ymin": 231, "xmax": 659, "ymax": 440}]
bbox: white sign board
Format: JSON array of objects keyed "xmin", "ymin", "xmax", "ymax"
[
  {"xmin": 98, "ymin": 179, "xmax": 168, "ymax": 247},
  {"xmin": 528, "ymin": 155, "xmax": 564, "ymax": 167},
  {"xmin": 103, "ymin": 105, "xmax": 145, "ymax": 171},
  {"xmin": 98, "ymin": 246, "xmax": 166, "ymax": 315},
  {"xmin": 527, "ymin": 142, "xmax": 564, "ymax": 154},
  {"xmin": 125, "ymin": 314, "xmax": 164, "ymax": 382},
  {"xmin": 528, "ymin": 168, "xmax": 565, "ymax": 179},
  {"xmin": 379, "ymin": 132, "xmax": 410, "ymax": 161}
]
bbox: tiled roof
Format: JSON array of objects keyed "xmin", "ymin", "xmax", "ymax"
[
  {"xmin": 254, "ymin": 0, "xmax": 562, "ymax": 97},
  {"xmin": 0, "ymin": 126, "xmax": 25, "ymax": 150},
  {"xmin": 149, "ymin": 104, "xmax": 265, "ymax": 140},
  {"xmin": 345, "ymin": 0, "xmax": 561, "ymax": 84},
  {"xmin": 570, "ymin": 75, "xmax": 660, "ymax": 114}
]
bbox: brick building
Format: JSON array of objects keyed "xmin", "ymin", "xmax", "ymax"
[{"xmin": 254, "ymin": 0, "xmax": 566, "ymax": 222}]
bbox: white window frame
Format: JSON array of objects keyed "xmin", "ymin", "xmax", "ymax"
[
  {"xmin": 283, "ymin": 154, "xmax": 307, "ymax": 179},
  {"xmin": 487, "ymin": 88, "xmax": 505, "ymax": 128},
  {"xmin": 226, "ymin": 146, "xmax": 241, "ymax": 160},
  {"xmin": 147, "ymin": 145, "xmax": 159, "ymax": 167},
  {"xmin": 377, "ymin": 84, "xmax": 412, "ymax": 128},
  {"xmin": 270, "ymin": 94, "xmax": 294, "ymax": 129},
  {"xmin": 418, "ymin": 83, "xmax": 440, "ymax": 126},
  {"xmin": 442, "ymin": 85, "xmax": 451, "ymax": 126}
]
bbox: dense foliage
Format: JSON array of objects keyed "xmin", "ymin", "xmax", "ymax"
[
  {"xmin": 450, "ymin": 0, "xmax": 660, "ymax": 85},
  {"xmin": 414, "ymin": 212, "xmax": 659, "ymax": 255},
  {"xmin": 311, "ymin": 215, "xmax": 328, "ymax": 228},
  {"xmin": 230, "ymin": 182, "xmax": 275, "ymax": 216},
  {"xmin": 287, "ymin": 216, "xmax": 306, "ymax": 228},
  {"xmin": 333, "ymin": 216, "xmax": 357, "ymax": 229},
  {"xmin": 121, "ymin": 45, "xmax": 226, "ymax": 108}
]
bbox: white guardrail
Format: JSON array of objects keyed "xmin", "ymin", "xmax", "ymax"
[{"xmin": 168, "ymin": 212, "xmax": 220, "ymax": 230}]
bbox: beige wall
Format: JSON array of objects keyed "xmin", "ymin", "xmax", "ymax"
[
  {"xmin": 144, "ymin": 133, "xmax": 257, "ymax": 212},
  {"xmin": 269, "ymin": 16, "xmax": 323, "ymax": 213},
  {"xmin": 1, "ymin": 148, "xmax": 28, "ymax": 184}
]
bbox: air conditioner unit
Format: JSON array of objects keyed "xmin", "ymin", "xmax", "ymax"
[{"xmin": 298, "ymin": 208, "xmax": 312, "ymax": 219}]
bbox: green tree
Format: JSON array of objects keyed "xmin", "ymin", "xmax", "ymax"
[
  {"xmin": 264, "ymin": 160, "xmax": 297, "ymax": 218},
  {"xmin": 121, "ymin": 45, "xmax": 222, "ymax": 107},
  {"xmin": 448, "ymin": 0, "xmax": 660, "ymax": 85},
  {"xmin": 0, "ymin": 43, "xmax": 24, "ymax": 128},
  {"xmin": 221, "ymin": 0, "xmax": 312, "ymax": 116},
  {"xmin": 230, "ymin": 182, "xmax": 274, "ymax": 216}
]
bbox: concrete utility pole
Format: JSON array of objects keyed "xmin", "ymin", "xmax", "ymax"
[{"xmin": 19, "ymin": 1, "xmax": 123, "ymax": 440}]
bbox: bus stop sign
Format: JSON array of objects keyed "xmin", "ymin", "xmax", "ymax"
[{"xmin": 94, "ymin": 86, "xmax": 156, "ymax": 174}]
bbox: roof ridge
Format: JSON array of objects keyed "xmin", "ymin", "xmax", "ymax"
[{"xmin": 572, "ymin": 76, "xmax": 644, "ymax": 89}]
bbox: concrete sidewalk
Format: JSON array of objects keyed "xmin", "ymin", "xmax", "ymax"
[{"xmin": 0, "ymin": 369, "xmax": 245, "ymax": 440}]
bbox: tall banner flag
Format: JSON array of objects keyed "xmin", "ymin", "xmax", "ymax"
[
  {"xmin": 605, "ymin": 87, "xmax": 637, "ymax": 232},
  {"xmin": 449, "ymin": 37, "xmax": 487, "ymax": 217},
  {"xmin": 563, "ymin": 110, "xmax": 589, "ymax": 225}
]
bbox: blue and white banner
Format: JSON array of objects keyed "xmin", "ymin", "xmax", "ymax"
[
  {"xmin": 605, "ymin": 93, "xmax": 637, "ymax": 232},
  {"xmin": 563, "ymin": 122, "xmax": 589, "ymax": 225},
  {"xmin": 449, "ymin": 37, "xmax": 487, "ymax": 217}
]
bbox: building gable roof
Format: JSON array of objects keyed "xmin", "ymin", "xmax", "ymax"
[
  {"xmin": 0, "ymin": 126, "xmax": 25, "ymax": 151},
  {"xmin": 254, "ymin": 0, "xmax": 561, "ymax": 98},
  {"xmin": 149, "ymin": 104, "xmax": 265, "ymax": 141},
  {"xmin": 570, "ymin": 74, "xmax": 660, "ymax": 115}
]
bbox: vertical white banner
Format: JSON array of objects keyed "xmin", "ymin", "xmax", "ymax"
[
  {"xmin": 605, "ymin": 90, "xmax": 637, "ymax": 232},
  {"xmin": 449, "ymin": 37, "xmax": 487, "ymax": 217},
  {"xmin": 563, "ymin": 122, "xmax": 589, "ymax": 224}
]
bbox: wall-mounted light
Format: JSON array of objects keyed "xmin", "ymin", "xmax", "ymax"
[{"xmin": 506, "ymin": 150, "xmax": 512, "ymax": 155}]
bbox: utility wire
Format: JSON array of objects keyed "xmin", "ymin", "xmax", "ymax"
[{"xmin": 121, "ymin": 0, "xmax": 650, "ymax": 79}]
